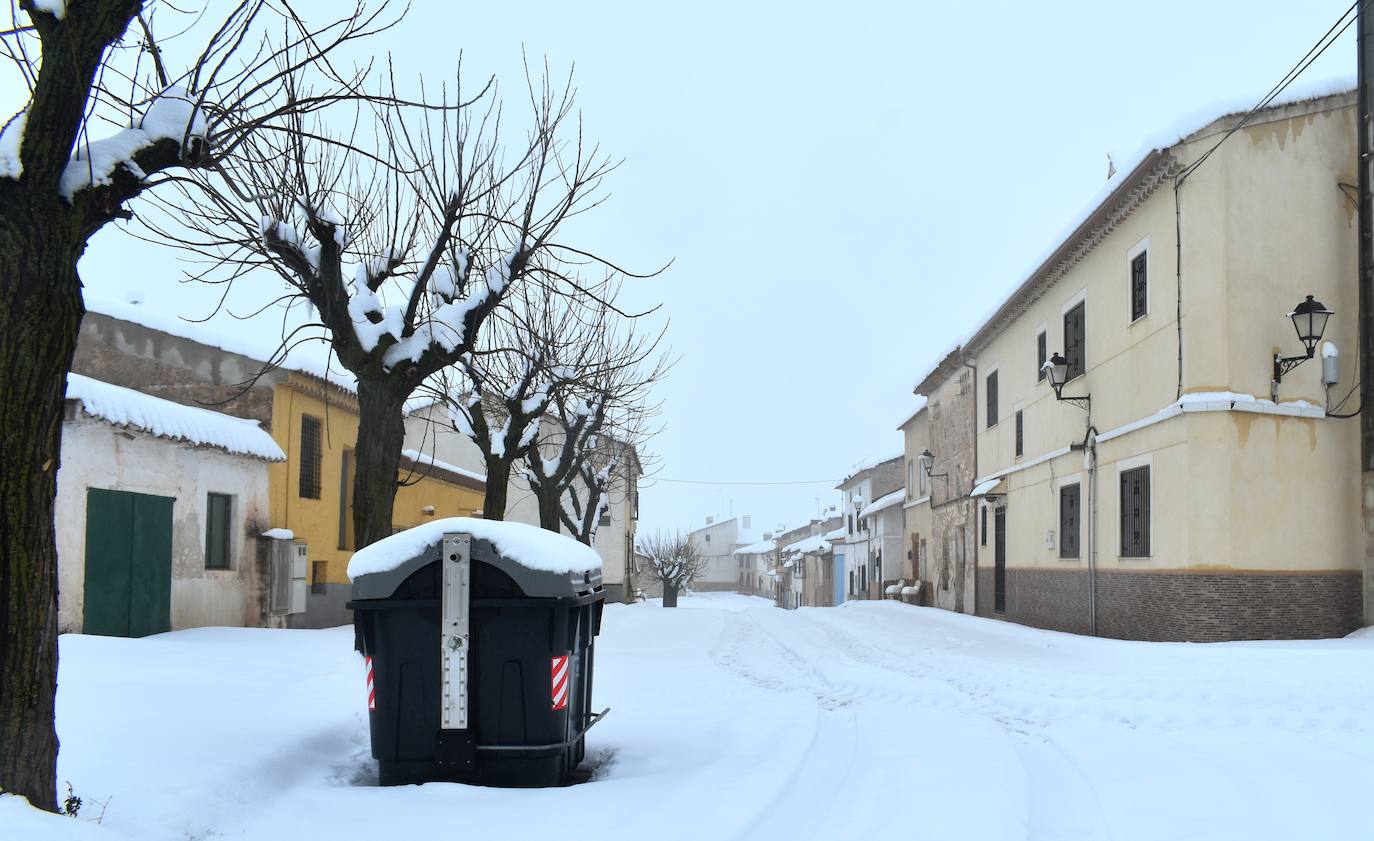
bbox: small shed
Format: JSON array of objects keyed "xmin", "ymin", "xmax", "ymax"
[{"xmin": 56, "ymin": 374, "xmax": 285, "ymax": 636}]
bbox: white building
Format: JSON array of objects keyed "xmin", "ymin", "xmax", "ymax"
[
  {"xmin": 686, "ymin": 516, "xmax": 760, "ymax": 591},
  {"xmin": 835, "ymin": 455, "xmax": 903, "ymax": 599},
  {"xmin": 56, "ymin": 374, "xmax": 285, "ymax": 635}
]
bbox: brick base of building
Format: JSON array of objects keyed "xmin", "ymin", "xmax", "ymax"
[{"xmin": 975, "ymin": 567, "xmax": 1362, "ymax": 642}]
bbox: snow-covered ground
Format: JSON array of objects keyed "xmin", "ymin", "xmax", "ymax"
[{"xmin": 8, "ymin": 592, "xmax": 1374, "ymax": 840}]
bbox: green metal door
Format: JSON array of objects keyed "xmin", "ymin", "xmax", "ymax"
[{"xmin": 84, "ymin": 488, "xmax": 173, "ymax": 637}]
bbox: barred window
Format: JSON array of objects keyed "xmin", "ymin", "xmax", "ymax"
[
  {"xmin": 1120, "ymin": 466, "xmax": 1151, "ymax": 557},
  {"xmin": 1059, "ymin": 484, "xmax": 1080, "ymax": 559},
  {"xmin": 299, "ymin": 415, "xmax": 322, "ymax": 500},
  {"xmin": 1130, "ymin": 252, "xmax": 1148, "ymax": 321}
]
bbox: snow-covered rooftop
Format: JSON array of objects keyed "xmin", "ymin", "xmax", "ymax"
[
  {"xmin": 66, "ymin": 373, "xmax": 285, "ymax": 461},
  {"xmin": 824, "ymin": 526, "xmax": 847, "ymax": 542},
  {"xmin": 896, "ymin": 395, "xmax": 928, "ymax": 430},
  {"xmin": 400, "ymin": 448, "xmax": 486, "ymax": 484},
  {"xmin": 859, "ymin": 489, "xmax": 904, "ymax": 520},
  {"xmin": 733, "ymin": 539, "xmax": 776, "ymax": 556},
  {"xmin": 86, "ymin": 297, "xmax": 358, "ymax": 394},
  {"xmin": 347, "ymin": 517, "xmax": 601, "ymax": 580},
  {"xmin": 782, "ymin": 534, "xmax": 831, "ymax": 556}
]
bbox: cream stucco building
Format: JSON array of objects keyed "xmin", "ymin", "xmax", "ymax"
[{"xmin": 920, "ymin": 89, "xmax": 1364, "ymax": 641}]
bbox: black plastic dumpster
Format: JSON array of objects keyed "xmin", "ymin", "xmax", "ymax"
[{"xmin": 348, "ymin": 530, "xmax": 607, "ymax": 787}]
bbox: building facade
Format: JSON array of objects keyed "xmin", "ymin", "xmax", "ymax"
[
  {"xmin": 948, "ymin": 90, "xmax": 1362, "ymax": 641},
  {"xmin": 914, "ymin": 352, "xmax": 980, "ymax": 615},
  {"xmin": 835, "ymin": 456, "xmax": 903, "ymax": 599},
  {"xmin": 899, "ymin": 401, "xmax": 933, "ymax": 603}
]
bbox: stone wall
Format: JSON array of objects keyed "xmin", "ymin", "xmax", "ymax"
[{"xmin": 925, "ymin": 362, "xmax": 979, "ymax": 614}]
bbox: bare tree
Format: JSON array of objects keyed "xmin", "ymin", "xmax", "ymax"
[
  {"xmin": 146, "ymin": 55, "xmax": 625, "ymax": 549},
  {"xmin": 522, "ymin": 289, "xmax": 666, "ymax": 540},
  {"xmin": 0, "ymin": 0, "xmax": 392, "ymax": 810},
  {"xmin": 639, "ymin": 530, "xmax": 705, "ymax": 608}
]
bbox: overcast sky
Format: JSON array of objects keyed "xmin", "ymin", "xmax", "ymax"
[{"xmin": 34, "ymin": 0, "xmax": 1360, "ymax": 538}]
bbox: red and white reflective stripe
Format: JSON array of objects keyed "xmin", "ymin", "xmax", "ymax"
[
  {"xmin": 365, "ymin": 656, "xmax": 376, "ymax": 711},
  {"xmin": 550, "ymin": 654, "xmax": 570, "ymax": 711}
]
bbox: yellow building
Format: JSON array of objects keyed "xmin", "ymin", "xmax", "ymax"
[{"xmin": 267, "ymin": 373, "xmax": 485, "ymax": 627}]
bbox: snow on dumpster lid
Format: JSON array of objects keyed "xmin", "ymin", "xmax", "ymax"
[{"xmin": 347, "ymin": 517, "xmax": 601, "ymax": 580}]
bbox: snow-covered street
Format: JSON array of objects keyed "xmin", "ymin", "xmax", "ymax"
[{"xmin": 11, "ymin": 592, "xmax": 1374, "ymax": 841}]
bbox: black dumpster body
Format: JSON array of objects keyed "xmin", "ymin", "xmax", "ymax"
[{"xmin": 349, "ymin": 531, "xmax": 605, "ymax": 787}]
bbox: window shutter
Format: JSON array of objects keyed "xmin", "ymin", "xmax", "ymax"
[
  {"xmin": 1037, "ymin": 332, "xmax": 1047, "ymax": 381},
  {"xmin": 1064, "ymin": 302, "xmax": 1086, "ymax": 380},
  {"xmin": 300, "ymin": 415, "xmax": 322, "ymax": 499},
  {"xmin": 1131, "ymin": 252, "xmax": 1148, "ymax": 321},
  {"xmin": 1120, "ymin": 466, "xmax": 1150, "ymax": 557},
  {"xmin": 1015, "ymin": 410, "xmax": 1024, "ymax": 457},
  {"xmin": 986, "ymin": 370, "xmax": 998, "ymax": 428},
  {"xmin": 980, "ymin": 506, "xmax": 987, "ymax": 546},
  {"xmin": 1059, "ymin": 484, "xmax": 1079, "ymax": 558}
]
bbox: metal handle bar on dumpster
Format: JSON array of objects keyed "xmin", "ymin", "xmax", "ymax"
[
  {"xmin": 348, "ymin": 591, "xmax": 603, "ymax": 611},
  {"xmin": 474, "ymin": 707, "xmax": 610, "ymax": 757}
]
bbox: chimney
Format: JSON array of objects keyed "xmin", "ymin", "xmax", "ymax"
[
  {"xmin": 705, "ymin": 516, "xmax": 714, "ymax": 525},
  {"xmin": 742, "ymin": 515, "xmax": 752, "ymax": 529}
]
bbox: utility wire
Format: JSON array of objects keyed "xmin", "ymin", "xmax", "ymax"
[
  {"xmin": 1179, "ymin": 0, "xmax": 1360, "ymax": 185},
  {"xmin": 648, "ymin": 477, "xmax": 840, "ymax": 486}
]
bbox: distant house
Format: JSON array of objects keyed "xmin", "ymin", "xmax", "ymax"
[
  {"xmin": 56, "ymin": 374, "xmax": 284, "ymax": 635},
  {"xmin": 686, "ymin": 516, "xmax": 760, "ymax": 592},
  {"xmin": 834, "ymin": 455, "xmax": 903, "ymax": 599},
  {"xmin": 898, "ymin": 399, "xmax": 932, "ymax": 605},
  {"xmin": 733, "ymin": 536, "xmax": 776, "ymax": 596}
]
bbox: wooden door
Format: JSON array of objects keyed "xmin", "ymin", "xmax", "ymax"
[{"xmin": 84, "ymin": 488, "xmax": 173, "ymax": 637}]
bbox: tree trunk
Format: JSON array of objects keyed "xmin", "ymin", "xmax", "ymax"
[
  {"xmin": 0, "ymin": 217, "xmax": 85, "ymax": 813},
  {"xmin": 535, "ymin": 486, "xmax": 561, "ymax": 532},
  {"xmin": 482, "ymin": 457, "xmax": 513, "ymax": 520},
  {"xmin": 352, "ymin": 379, "xmax": 408, "ymax": 549},
  {"xmin": 662, "ymin": 582, "xmax": 678, "ymax": 608}
]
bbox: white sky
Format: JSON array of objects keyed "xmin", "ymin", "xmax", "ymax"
[{"xmin": 9, "ymin": 0, "xmax": 1359, "ymax": 539}]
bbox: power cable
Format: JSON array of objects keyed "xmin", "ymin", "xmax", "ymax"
[
  {"xmin": 1179, "ymin": 1, "xmax": 1360, "ymax": 185},
  {"xmin": 647, "ymin": 477, "xmax": 841, "ymax": 486}
]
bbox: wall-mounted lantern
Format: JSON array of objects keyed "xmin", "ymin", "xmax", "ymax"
[
  {"xmin": 1042, "ymin": 353, "xmax": 1091, "ymax": 411},
  {"xmin": 1273, "ymin": 295, "xmax": 1333, "ymax": 387}
]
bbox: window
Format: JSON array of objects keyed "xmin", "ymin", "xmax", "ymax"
[
  {"xmin": 311, "ymin": 560, "xmax": 328, "ymax": 595},
  {"xmin": 1130, "ymin": 251, "xmax": 1148, "ymax": 321},
  {"xmin": 299, "ymin": 415, "xmax": 322, "ymax": 499},
  {"xmin": 986, "ymin": 370, "xmax": 998, "ymax": 428},
  {"xmin": 1059, "ymin": 483, "xmax": 1080, "ymax": 558},
  {"xmin": 1037, "ymin": 330, "xmax": 1047, "ymax": 381},
  {"xmin": 704, "ymin": 533, "xmax": 711, "ymax": 544},
  {"xmin": 848, "ymin": 513, "xmax": 854, "ymax": 533},
  {"xmin": 1014, "ymin": 410, "xmax": 1024, "ymax": 458},
  {"xmin": 599, "ymin": 509, "xmax": 611, "ymax": 527},
  {"xmin": 1120, "ymin": 466, "xmax": 1151, "ymax": 557},
  {"xmin": 1064, "ymin": 301, "xmax": 1086, "ymax": 380},
  {"xmin": 907, "ymin": 460, "xmax": 914, "ymax": 499},
  {"xmin": 205, "ymin": 493, "xmax": 232, "ymax": 569},
  {"xmin": 338, "ymin": 449, "xmax": 352, "ymax": 550},
  {"xmin": 980, "ymin": 506, "xmax": 987, "ymax": 546}
]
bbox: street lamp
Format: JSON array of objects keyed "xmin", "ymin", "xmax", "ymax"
[
  {"xmin": 1273, "ymin": 294, "xmax": 1334, "ymax": 386},
  {"xmin": 919, "ymin": 449, "xmax": 947, "ymax": 482},
  {"xmin": 1042, "ymin": 353, "xmax": 1091, "ymax": 411}
]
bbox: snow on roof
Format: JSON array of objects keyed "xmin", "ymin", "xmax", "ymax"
[
  {"xmin": 66, "ymin": 373, "xmax": 285, "ymax": 461},
  {"xmin": 782, "ymin": 534, "xmax": 831, "ymax": 556},
  {"xmin": 908, "ymin": 76, "xmax": 1356, "ymax": 391},
  {"xmin": 261, "ymin": 528, "xmax": 295, "ymax": 540},
  {"xmin": 347, "ymin": 517, "xmax": 601, "ymax": 580},
  {"xmin": 824, "ymin": 526, "xmax": 846, "ymax": 542},
  {"xmin": 859, "ymin": 489, "xmax": 904, "ymax": 520},
  {"xmin": 86, "ymin": 297, "xmax": 358, "ymax": 394},
  {"xmin": 896, "ymin": 395, "xmax": 928, "ymax": 430},
  {"xmin": 400, "ymin": 448, "xmax": 486, "ymax": 484},
  {"xmin": 734, "ymin": 539, "xmax": 776, "ymax": 556}
]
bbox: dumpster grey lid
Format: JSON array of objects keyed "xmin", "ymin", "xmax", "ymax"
[{"xmin": 347, "ymin": 517, "xmax": 602, "ymax": 581}]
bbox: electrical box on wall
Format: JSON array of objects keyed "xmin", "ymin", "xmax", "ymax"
[{"xmin": 1046, "ymin": 530, "xmax": 1056, "ymax": 550}]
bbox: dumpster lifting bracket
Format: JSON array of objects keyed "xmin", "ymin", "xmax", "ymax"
[{"xmin": 440, "ymin": 533, "xmax": 471, "ymax": 731}]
